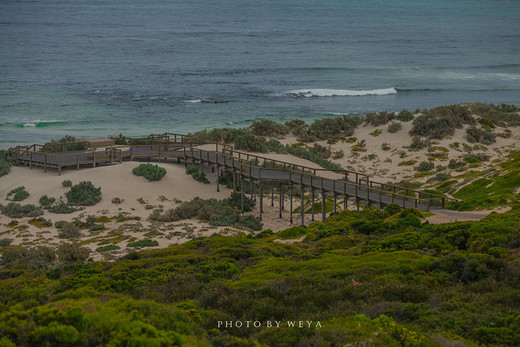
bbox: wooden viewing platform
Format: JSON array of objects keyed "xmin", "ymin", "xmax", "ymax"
[{"xmin": 9, "ymin": 133, "xmax": 457, "ymax": 224}]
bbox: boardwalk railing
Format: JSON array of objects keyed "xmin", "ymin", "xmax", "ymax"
[{"xmin": 9, "ymin": 133, "xmax": 456, "ymax": 217}]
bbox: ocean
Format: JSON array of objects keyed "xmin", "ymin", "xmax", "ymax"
[{"xmin": 1, "ymin": 0, "xmax": 519, "ymax": 149}]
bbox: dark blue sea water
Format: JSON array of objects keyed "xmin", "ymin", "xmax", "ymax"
[{"xmin": 1, "ymin": 0, "xmax": 519, "ymax": 148}]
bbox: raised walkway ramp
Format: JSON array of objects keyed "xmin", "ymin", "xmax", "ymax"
[{"xmin": 10, "ymin": 133, "xmax": 455, "ymax": 224}]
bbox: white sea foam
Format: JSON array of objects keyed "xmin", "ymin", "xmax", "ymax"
[
  {"xmin": 184, "ymin": 99, "xmax": 202, "ymax": 103},
  {"xmin": 23, "ymin": 123, "xmax": 37, "ymax": 127},
  {"xmin": 285, "ymin": 88, "xmax": 397, "ymax": 97}
]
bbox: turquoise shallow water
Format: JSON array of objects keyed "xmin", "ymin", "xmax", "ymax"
[{"xmin": 1, "ymin": 0, "xmax": 519, "ymax": 148}]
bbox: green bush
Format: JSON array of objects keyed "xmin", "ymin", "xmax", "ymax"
[
  {"xmin": 365, "ymin": 111, "xmax": 395, "ymax": 126},
  {"xmin": 384, "ymin": 203, "xmax": 402, "ymax": 215},
  {"xmin": 301, "ymin": 115, "xmax": 361, "ymax": 141},
  {"xmin": 466, "ymin": 126, "xmax": 496, "ymax": 145},
  {"xmin": 186, "ymin": 166, "xmax": 210, "ymax": 184},
  {"xmin": 47, "ymin": 201, "xmax": 79, "ymax": 214},
  {"xmin": 250, "ymin": 119, "xmax": 289, "ymax": 137},
  {"xmin": 151, "ymin": 194, "xmax": 261, "ymax": 230},
  {"xmin": 397, "ymin": 109, "xmax": 414, "ymax": 122},
  {"xmin": 387, "ymin": 121, "xmax": 402, "ymax": 133},
  {"xmin": 234, "ymin": 132, "xmax": 269, "ymax": 152},
  {"xmin": 6, "ymin": 186, "xmax": 29, "ymax": 202},
  {"xmin": 417, "ymin": 161, "xmax": 435, "ymax": 172},
  {"xmin": 132, "ymin": 164, "xmax": 167, "ymax": 181},
  {"xmin": 0, "ymin": 202, "xmax": 43, "ymax": 218},
  {"xmin": 0, "ymin": 238, "xmax": 12, "ymax": 247},
  {"xmin": 62, "ymin": 179, "xmax": 72, "ymax": 187},
  {"xmin": 43, "ymin": 135, "xmax": 87, "ymax": 153},
  {"xmin": 56, "ymin": 243, "xmax": 90, "ymax": 264},
  {"xmin": 58, "ymin": 223, "xmax": 82, "ymax": 239},
  {"xmin": 410, "ymin": 104, "xmax": 476, "ymax": 139},
  {"xmin": 0, "ymin": 150, "xmax": 16, "ymax": 177},
  {"xmin": 39, "ymin": 195, "xmax": 56, "ymax": 207},
  {"xmin": 65, "ymin": 181, "xmax": 102, "ymax": 206},
  {"xmin": 127, "ymin": 239, "xmax": 159, "ymax": 248},
  {"xmin": 54, "ymin": 220, "xmax": 67, "ymax": 229},
  {"xmin": 111, "ymin": 197, "xmax": 123, "ymax": 204},
  {"xmin": 96, "ymin": 245, "xmax": 120, "ymax": 252}
]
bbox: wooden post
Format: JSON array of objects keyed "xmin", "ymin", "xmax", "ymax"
[
  {"xmin": 216, "ymin": 167, "xmax": 220, "ymax": 192},
  {"xmin": 334, "ymin": 194, "xmax": 337, "ymax": 214},
  {"xmin": 311, "ymin": 189, "xmax": 315, "ymax": 221},
  {"xmin": 301, "ymin": 185, "xmax": 305, "ymax": 226},
  {"xmin": 241, "ymin": 177, "xmax": 245, "ymax": 212},
  {"xmin": 259, "ymin": 182, "xmax": 263, "ymax": 220},
  {"xmin": 344, "ymin": 196, "xmax": 348, "ymax": 210},
  {"xmin": 77, "ymin": 154, "xmax": 80, "ymax": 170},
  {"xmin": 281, "ymin": 184, "xmax": 284, "ymax": 211},
  {"xmin": 289, "ymin": 183, "xmax": 293, "ymax": 224},
  {"xmin": 322, "ymin": 191, "xmax": 326, "ymax": 221},
  {"xmin": 271, "ymin": 184, "xmax": 274, "ymax": 207},
  {"xmin": 279, "ymin": 183, "xmax": 283, "ymax": 219},
  {"xmin": 44, "ymin": 153, "xmax": 47, "ymax": 173}
]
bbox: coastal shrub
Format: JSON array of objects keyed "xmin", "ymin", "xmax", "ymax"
[
  {"xmin": 410, "ymin": 104, "xmax": 477, "ymax": 139},
  {"xmin": 58, "ymin": 223, "xmax": 82, "ymax": 239},
  {"xmin": 309, "ymin": 143, "xmax": 332, "ymax": 159},
  {"xmin": 1, "ymin": 246, "xmax": 30, "ymax": 266},
  {"xmin": 408, "ymin": 136, "xmax": 428, "ymax": 151},
  {"xmin": 111, "ymin": 197, "xmax": 123, "ymax": 204},
  {"xmin": 384, "ymin": 203, "xmax": 402, "ymax": 216},
  {"xmin": 6, "ymin": 186, "xmax": 29, "ymax": 202},
  {"xmin": 463, "ymin": 153, "xmax": 490, "ymax": 163},
  {"xmin": 186, "ymin": 166, "xmax": 210, "ymax": 184},
  {"xmin": 96, "ymin": 245, "xmax": 120, "ymax": 252},
  {"xmin": 54, "ymin": 220, "xmax": 67, "ymax": 229},
  {"xmin": 28, "ymin": 217, "xmax": 53, "ymax": 228},
  {"xmin": 62, "ymin": 179, "xmax": 72, "ymax": 187},
  {"xmin": 192, "ymin": 127, "xmax": 245, "ymax": 144},
  {"xmin": 448, "ymin": 159, "xmax": 465, "ymax": 169},
  {"xmin": 0, "ymin": 150, "xmax": 16, "ymax": 177},
  {"xmin": 43, "ymin": 135, "xmax": 88, "ymax": 153},
  {"xmin": 387, "ymin": 121, "xmax": 402, "ymax": 133},
  {"xmin": 365, "ymin": 111, "xmax": 395, "ymax": 126},
  {"xmin": 285, "ymin": 145, "xmax": 343, "ymax": 171},
  {"xmin": 132, "ymin": 163, "xmax": 167, "ymax": 181},
  {"xmin": 56, "ymin": 243, "xmax": 90, "ymax": 264},
  {"xmin": 0, "ymin": 238, "xmax": 12, "ymax": 247},
  {"xmin": 150, "ymin": 194, "xmax": 261, "ymax": 230},
  {"xmin": 218, "ymin": 171, "xmax": 235, "ymax": 189},
  {"xmin": 127, "ymin": 239, "xmax": 159, "ymax": 248},
  {"xmin": 417, "ymin": 161, "xmax": 435, "ymax": 172},
  {"xmin": 39, "ymin": 195, "xmax": 56, "ymax": 207},
  {"xmin": 65, "ymin": 181, "xmax": 102, "ymax": 206},
  {"xmin": 250, "ymin": 119, "xmax": 289, "ymax": 137},
  {"xmin": 47, "ymin": 200, "xmax": 78, "ymax": 214},
  {"xmin": 429, "ymin": 172, "xmax": 452, "ymax": 182},
  {"xmin": 0, "ymin": 202, "xmax": 43, "ymax": 218},
  {"xmin": 285, "ymin": 119, "xmax": 308, "ymax": 136},
  {"xmin": 466, "ymin": 126, "xmax": 496, "ymax": 145},
  {"xmin": 226, "ymin": 192, "xmax": 255, "ymax": 212},
  {"xmin": 233, "ymin": 132, "xmax": 269, "ymax": 152},
  {"xmin": 397, "ymin": 109, "xmax": 414, "ymax": 122},
  {"xmin": 469, "ymin": 102, "xmax": 520, "ymax": 127},
  {"xmin": 300, "ymin": 115, "xmax": 361, "ymax": 142}
]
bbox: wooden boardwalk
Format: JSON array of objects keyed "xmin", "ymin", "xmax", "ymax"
[{"xmin": 9, "ymin": 133, "xmax": 455, "ymax": 224}]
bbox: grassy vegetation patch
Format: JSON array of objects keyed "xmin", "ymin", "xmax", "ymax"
[
  {"xmin": 132, "ymin": 163, "xmax": 167, "ymax": 181},
  {"xmin": 185, "ymin": 166, "xmax": 210, "ymax": 184},
  {"xmin": 6, "ymin": 186, "xmax": 29, "ymax": 202}
]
